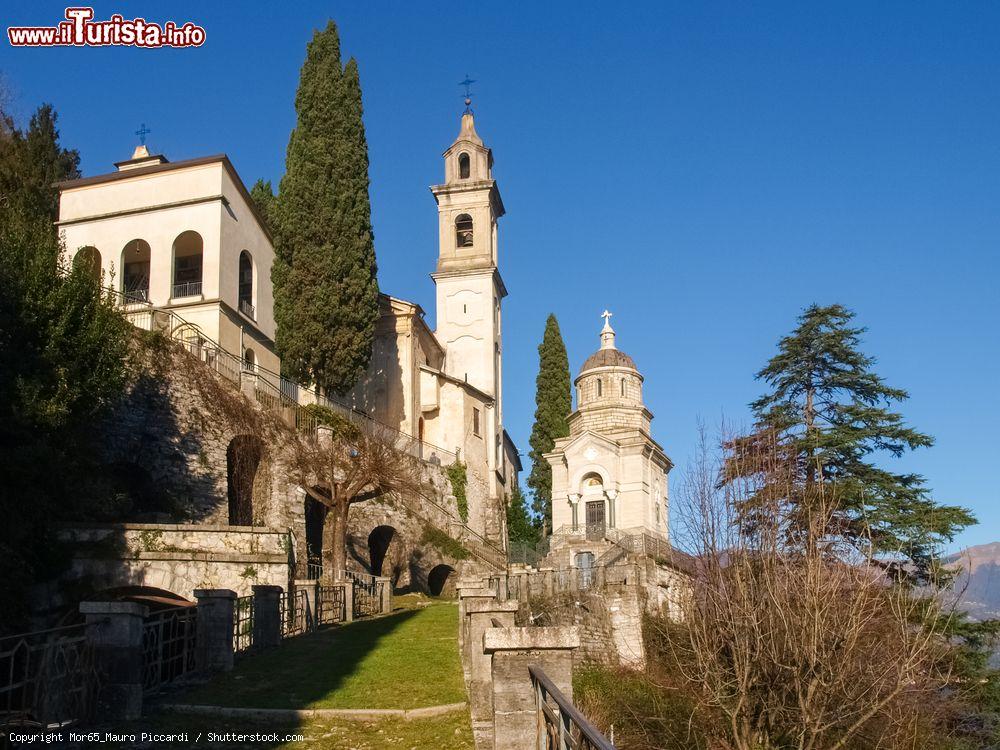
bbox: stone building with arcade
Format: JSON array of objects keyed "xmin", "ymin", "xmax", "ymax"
[{"xmin": 42, "ymin": 108, "xmax": 519, "ymax": 617}]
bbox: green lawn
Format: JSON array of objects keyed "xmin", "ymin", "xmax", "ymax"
[
  {"xmin": 94, "ymin": 710, "xmax": 475, "ymax": 749},
  {"xmin": 181, "ymin": 601, "xmax": 466, "ymax": 710}
]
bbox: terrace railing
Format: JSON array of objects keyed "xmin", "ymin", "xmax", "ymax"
[
  {"xmin": 141, "ymin": 605, "xmax": 197, "ymax": 692},
  {"xmin": 107, "ymin": 286, "xmax": 460, "ymax": 469},
  {"xmin": 529, "ymin": 665, "xmax": 615, "ymax": 749},
  {"xmin": 0, "ymin": 623, "xmax": 97, "ymax": 730},
  {"xmin": 171, "ymin": 281, "xmax": 202, "ymax": 298}
]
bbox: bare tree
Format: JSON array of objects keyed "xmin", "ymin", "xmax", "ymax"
[
  {"xmin": 654, "ymin": 424, "xmax": 959, "ymax": 750},
  {"xmin": 286, "ymin": 415, "xmax": 427, "ymax": 580}
]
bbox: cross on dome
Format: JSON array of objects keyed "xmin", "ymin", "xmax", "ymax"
[{"xmin": 600, "ymin": 309, "xmax": 616, "ymax": 350}]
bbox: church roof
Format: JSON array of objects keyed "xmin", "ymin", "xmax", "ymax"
[{"xmin": 580, "ymin": 348, "xmax": 637, "ymax": 372}]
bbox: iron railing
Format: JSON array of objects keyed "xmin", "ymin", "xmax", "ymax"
[
  {"xmin": 0, "ymin": 623, "xmax": 97, "ymax": 730},
  {"xmin": 171, "ymin": 281, "xmax": 203, "ymax": 298},
  {"xmin": 346, "ymin": 571, "xmax": 384, "ymax": 618},
  {"xmin": 529, "ymin": 665, "xmax": 615, "ymax": 750},
  {"xmin": 233, "ymin": 596, "xmax": 254, "ymax": 655},
  {"xmin": 297, "ymin": 560, "xmax": 323, "ymax": 581},
  {"xmin": 238, "ymin": 299, "xmax": 256, "ymax": 319},
  {"xmin": 317, "ymin": 585, "xmax": 347, "ymax": 626},
  {"xmin": 280, "ymin": 590, "xmax": 309, "ymax": 638},
  {"xmin": 142, "ymin": 606, "xmax": 197, "ymax": 691}
]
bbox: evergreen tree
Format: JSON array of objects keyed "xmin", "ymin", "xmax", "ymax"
[
  {"xmin": 0, "ymin": 104, "xmax": 80, "ymax": 223},
  {"xmin": 506, "ymin": 485, "xmax": 538, "ymax": 547},
  {"xmin": 726, "ymin": 304, "xmax": 975, "ymax": 583},
  {"xmin": 272, "ymin": 21, "xmax": 379, "ymax": 395},
  {"xmin": 527, "ymin": 314, "xmax": 571, "ymax": 533},
  {"xmin": 249, "ymin": 179, "xmax": 275, "ymax": 232},
  {"xmin": 0, "ymin": 105, "xmax": 132, "ymax": 629}
]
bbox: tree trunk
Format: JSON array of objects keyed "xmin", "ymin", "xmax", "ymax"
[{"xmin": 322, "ymin": 500, "xmax": 349, "ymax": 581}]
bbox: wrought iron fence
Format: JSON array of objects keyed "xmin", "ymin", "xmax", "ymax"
[
  {"xmin": 142, "ymin": 606, "xmax": 197, "ymax": 692},
  {"xmin": 317, "ymin": 586, "xmax": 346, "ymax": 626},
  {"xmin": 233, "ymin": 596, "xmax": 254, "ymax": 655},
  {"xmin": 0, "ymin": 623, "xmax": 97, "ymax": 731},
  {"xmin": 280, "ymin": 590, "xmax": 309, "ymax": 638},
  {"xmin": 296, "ymin": 559, "xmax": 323, "ymax": 581},
  {"xmin": 347, "ymin": 572, "xmax": 384, "ymax": 618},
  {"xmin": 529, "ymin": 665, "xmax": 615, "ymax": 749},
  {"xmin": 238, "ymin": 299, "xmax": 256, "ymax": 319}
]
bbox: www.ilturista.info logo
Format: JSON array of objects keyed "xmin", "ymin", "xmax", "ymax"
[{"xmin": 7, "ymin": 7, "xmax": 206, "ymax": 48}]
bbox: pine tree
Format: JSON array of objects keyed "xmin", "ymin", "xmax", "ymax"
[
  {"xmin": 726, "ymin": 304, "xmax": 975, "ymax": 583},
  {"xmin": 527, "ymin": 314, "xmax": 571, "ymax": 533},
  {"xmin": 271, "ymin": 21, "xmax": 379, "ymax": 395},
  {"xmin": 249, "ymin": 179, "xmax": 275, "ymax": 232}
]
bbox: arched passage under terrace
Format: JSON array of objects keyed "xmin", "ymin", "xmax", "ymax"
[
  {"xmin": 227, "ymin": 435, "xmax": 263, "ymax": 526},
  {"xmin": 428, "ymin": 564, "xmax": 456, "ymax": 597},
  {"xmin": 367, "ymin": 525, "xmax": 398, "ymax": 577}
]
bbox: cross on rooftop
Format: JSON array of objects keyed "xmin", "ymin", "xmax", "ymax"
[
  {"xmin": 135, "ymin": 123, "xmax": 151, "ymax": 145},
  {"xmin": 602, "ymin": 310, "xmax": 613, "ymax": 324},
  {"xmin": 459, "ymin": 75, "xmax": 476, "ymax": 112}
]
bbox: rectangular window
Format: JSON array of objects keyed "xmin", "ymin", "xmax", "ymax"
[{"xmin": 473, "ymin": 408, "xmax": 481, "ymax": 437}]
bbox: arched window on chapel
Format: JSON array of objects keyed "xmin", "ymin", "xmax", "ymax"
[
  {"xmin": 459, "ymin": 152, "xmax": 470, "ymax": 179},
  {"xmin": 596, "ymin": 379, "xmax": 602, "ymax": 397},
  {"xmin": 455, "ymin": 214, "xmax": 474, "ymax": 248}
]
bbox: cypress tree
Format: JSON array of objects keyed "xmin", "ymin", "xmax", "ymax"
[
  {"xmin": 527, "ymin": 314, "xmax": 571, "ymax": 533},
  {"xmin": 726, "ymin": 304, "xmax": 975, "ymax": 583},
  {"xmin": 506, "ymin": 485, "xmax": 538, "ymax": 547},
  {"xmin": 249, "ymin": 179, "xmax": 275, "ymax": 232},
  {"xmin": 272, "ymin": 21, "xmax": 379, "ymax": 395}
]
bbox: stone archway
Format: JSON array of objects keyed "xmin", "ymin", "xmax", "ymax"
[
  {"xmin": 227, "ymin": 435, "xmax": 263, "ymax": 526},
  {"xmin": 428, "ymin": 564, "xmax": 456, "ymax": 597},
  {"xmin": 304, "ymin": 495, "xmax": 327, "ymax": 579},
  {"xmin": 368, "ymin": 525, "xmax": 398, "ymax": 577}
]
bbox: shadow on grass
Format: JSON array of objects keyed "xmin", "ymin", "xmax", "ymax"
[{"xmin": 180, "ymin": 608, "xmax": 423, "ymax": 711}]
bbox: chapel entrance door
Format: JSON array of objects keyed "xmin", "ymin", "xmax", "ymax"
[{"xmin": 585, "ymin": 500, "xmax": 606, "ymax": 540}]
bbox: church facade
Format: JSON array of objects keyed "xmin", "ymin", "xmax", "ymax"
[
  {"xmin": 543, "ymin": 314, "xmax": 674, "ymax": 568},
  {"xmin": 56, "ymin": 109, "xmax": 520, "ymax": 546}
]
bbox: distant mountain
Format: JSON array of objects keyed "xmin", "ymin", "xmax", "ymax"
[{"xmin": 946, "ymin": 542, "xmax": 1000, "ymax": 621}]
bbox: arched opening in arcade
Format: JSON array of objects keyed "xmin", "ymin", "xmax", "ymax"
[
  {"xmin": 368, "ymin": 526, "xmax": 398, "ymax": 584},
  {"xmin": 428, "ymin": 564, "xmax": 456, "ymax": 597},
  {"xmin": 227, "ymin": 435, "xmax": 263, "ymax": 526}
]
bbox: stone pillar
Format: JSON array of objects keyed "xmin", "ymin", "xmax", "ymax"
[
  {"xmin": 605, "ymin": 489, "xmax": 618, "ymax": 528},
  {"xmin": 484, "ymin": 627, "xmax": 580, "ymax": 750},
  {"xmin": 458, "ymin": 588, "xmax": 499, "ymax": 666},
  {"xmin": 375, "ymin": 576, "xmax": 392, "ymax": 614},
  {"xmin": 252, "ymin": 585, "xmax": 282, "ymax": 649},
  {"xmin": 568, "ymin": 493, "xmax": 580, "ymax": 530},
  {"xmin": 466, "ymin": 599, "xmax": 519, "ymax": 748},
  {"xmin": 294, "ymin": 579, "xmax": 319, "ymax": 632},
  {"xmin": 239, "ymin": 371, "xmax": 258, "ymax": 400},
  {"xmin": 194, "ymin": 589, "xmax": 236, "ymax": 673},
  {"xmin": 539, "ymin": 568, "xmax": 555, "ymax": 598},
  {"xmin": 342, "ymin": 580, "xmax": 354, "ymax": 623},
  {"xmin": 79, "ymin": 601, "xmax": 148, "ymax": 721}
]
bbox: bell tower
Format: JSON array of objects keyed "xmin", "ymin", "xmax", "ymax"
[{"xmin": 430, "ymin": 109, "xmax": 506, "ymax": 399}]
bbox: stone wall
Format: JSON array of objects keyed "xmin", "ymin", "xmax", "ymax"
[{"xmin": 523, "ymin": 584, "xmax": 646, "ymax": 668}]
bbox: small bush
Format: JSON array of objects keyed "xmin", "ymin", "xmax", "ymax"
[{"xmin": 300, "ymin": 404, "xmax": 362, "ymax": 440}]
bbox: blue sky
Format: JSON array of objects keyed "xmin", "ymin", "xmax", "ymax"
[{"xmin": 3, "ymin": 2, "xmax": 998, "ymax": 550}]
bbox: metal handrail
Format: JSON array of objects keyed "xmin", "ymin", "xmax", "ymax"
[{"xmin": 529, "ymin": 665, "xmax": 615, "ymax": 750}]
